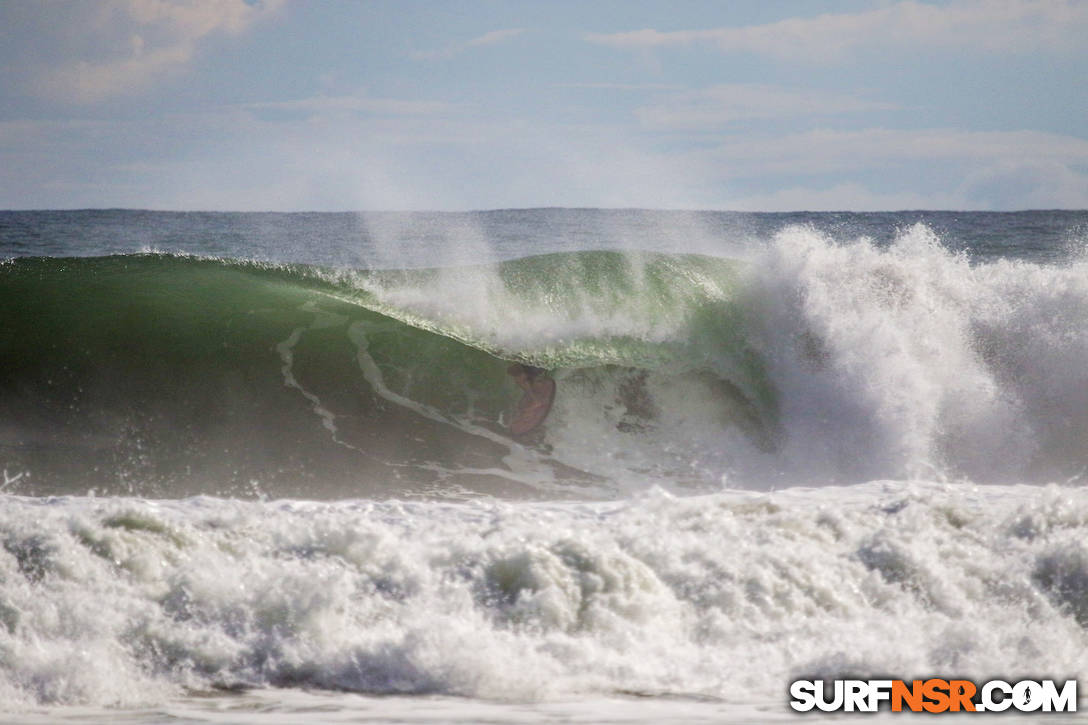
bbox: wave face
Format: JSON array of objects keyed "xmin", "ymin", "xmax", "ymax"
[
  {"xmin": 0, "ymin": 250, "xmax": 771, "ymax": 498},
  {"xmin": 2, "ymin": 222, "xmax": 1087, "ymax": 498}
]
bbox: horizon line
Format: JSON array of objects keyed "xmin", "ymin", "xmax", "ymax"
[{"xmin": 2, "ymin": 206, "xmax": 1085, "ymax": 214}]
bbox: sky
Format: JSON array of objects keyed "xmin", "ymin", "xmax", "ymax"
[{"xmin": 0, "ymin": 0, "xmax": 1086, "ymax": 211}]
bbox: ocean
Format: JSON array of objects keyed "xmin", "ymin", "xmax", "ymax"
[{"xmin": 1, "ymin": 208, "xmax": 1086, "ymax": 722}]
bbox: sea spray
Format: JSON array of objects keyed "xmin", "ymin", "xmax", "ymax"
[
  {"xmin": 2, "ymin": 230, "xmax": 1086, "ymax": 497},
  {"xmin": 739, "ymin": 223, "xmax": 1088, "ymax": 485}
]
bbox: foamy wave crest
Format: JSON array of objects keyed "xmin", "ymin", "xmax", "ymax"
[{"xmin": 738, "ymin": 223, "xmax": 1088, "ymax": 485}]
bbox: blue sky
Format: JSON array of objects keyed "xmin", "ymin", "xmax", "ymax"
[{"xmin": 0, "ymin": 0, "xmax": 1086, "ymax": 211}]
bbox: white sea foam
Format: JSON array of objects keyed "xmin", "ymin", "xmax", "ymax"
[
  {"xmin": 1, "ymin": 482, "xmax": 1086, "ymax": 709},
  {"xmin": 739, "ymin": 224, "xmax": 1088, "ymax": 485}
]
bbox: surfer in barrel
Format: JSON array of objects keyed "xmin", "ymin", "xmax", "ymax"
[{"xmin": 506, "ymin": 363, "xmax": 556, "ymax": 435}]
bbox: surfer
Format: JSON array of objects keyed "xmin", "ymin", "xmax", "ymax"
[{"xmin": 506, "ymin": 364, "xmax": 556, "ymax": 435}]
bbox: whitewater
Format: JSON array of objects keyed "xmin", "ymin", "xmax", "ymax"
[{"xmin": 1, "ymin": 208, "xmax": 1086, "ymax": 723}]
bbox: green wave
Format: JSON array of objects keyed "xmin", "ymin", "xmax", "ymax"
[{"xmin": 0, "ymin": 252, "xmax": 776, "ymax": 497}]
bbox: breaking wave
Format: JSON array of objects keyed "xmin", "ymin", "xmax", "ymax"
[{"xmin": 1, "ymin": 223, "xmax": 1086, "ymax": 499}]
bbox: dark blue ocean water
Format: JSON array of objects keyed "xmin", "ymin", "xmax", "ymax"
[{"xmin": 2, "ymin": 208, "xmax": 1085, "ymax": 266}]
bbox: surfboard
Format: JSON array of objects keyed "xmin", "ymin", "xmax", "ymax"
[{"xmin": 509, "ymin": 377, "xmax": 556, "ymax": 435}]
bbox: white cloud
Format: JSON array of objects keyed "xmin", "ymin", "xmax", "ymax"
[
  {"xmin": 586, "ymin": 0, "xmax": 1088, "ymax": 62},
  {"xmin": 554, "ymin": 83, "xmax": 681, "ymax": 91},
  {"xmin": 243, "ymin": 93, "xmax": 454, "ymax": 117},
  {"xmin": 465, "ymin": 28, "xmax": 525, "ymax": 49},
  {"xmin": 34, "ymin": 0, "xmax": 285, "ymax": 103},
  {"xmin": 4, "ymin": 105, "xmax": 1086, "ymax": 211},
  {"xmin": 695, "ymin": 128, "xmax": 1088, "ymax": 177},
  {"xmin": 412, "ymin": 28, "xmax": 525, "ymax": 61},
  {"xmin": 636, "ymin": 84, "xmax": 896, "ymax": 129},
  {"xmin": 958, "ymin": 160, "xmax": 1088, "ymax": 209},
  {"xmin": 726, "ymin": 164, "xmax": 1088, "ymax": 211},
  {"xmin": 725, "ymin": 182, "xmax": 954, "ymax": 212}
]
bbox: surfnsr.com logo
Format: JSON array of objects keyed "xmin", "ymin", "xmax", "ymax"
[{"xmin": 789, "ymin": 679, "xmax": 1077, "ymax": 713}]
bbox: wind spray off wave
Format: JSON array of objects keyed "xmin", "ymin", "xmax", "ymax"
[{"xmin": 2, "ymin": 223, "xmax": 1086, "ymax": 498}]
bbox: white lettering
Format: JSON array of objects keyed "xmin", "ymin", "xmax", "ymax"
[
  {"xmin": 1013, "ymin": 680, "xmax": 1043, "ymax": 712},
  {"xmin": 1041, "ymin": 680, "xmax": 1077, "ymax": 712},
  {"xmin": 982, "ymin": 680, "xmax": 1012, "ymax": 712},
  {"xmin": 868, "ymin": 679, "xmax": 893, "ymax": 711},
  {"xmin": 845, "ymin": 680, "xmax": 868, "ymax": 712},
  {"xmin": 789, "ymin": 680, "xmax": 816, "ymax": 712},
  {"xmin": 816, "ymin": 680, "xmax": 844, "ymax": 712}
]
